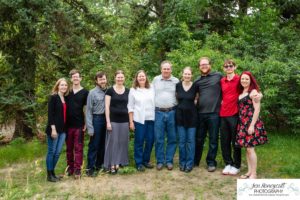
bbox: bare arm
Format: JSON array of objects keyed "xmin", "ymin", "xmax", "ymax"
[
  {"xmin": 129, "ymin": 112, "xmax": 135, "ymax": 131},
  {"xmin": 194, "ymin": 92, "xmax": 199, "ymax": 105},
  {"xmin": 248, "ymin": 90, "xmax": 261, "ymax": 135},
  {"xmin": 127, "ymin": 88, "xmax": 135, "ymax": 131},
  {"xmin": 251, "ymin": 91, "xmax": 263, "ymax": 103},
  {"xmin": 105, "ymin": 95, "xmax": 112, "ymax": 131}
]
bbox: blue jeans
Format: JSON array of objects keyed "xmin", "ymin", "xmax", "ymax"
[
  {"xmin": 154, "ymin": 110, "xmax": 177, "ymax": 165},
  {"xmin": 177, "ymin": 126, "xmax": 196, "ymax": 169},
  {"xmin": 194, "ymin": 112, "xmax": 220, "ymax": 167},
  {"xmin": 134, "ymin": 120, "xmax": 154, "ymax": 167},
  {"xmin": 87, "ymin": 114, "xmax": 106, "ymax": 170},
  {"xmin": 46, "ymin": 133, "xmax": 66, "ymax": 170}
]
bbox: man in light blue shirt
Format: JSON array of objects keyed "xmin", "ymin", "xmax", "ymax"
[{"xmin": 152, "ymin": 61, "xmax": 179, "ymax": 170}]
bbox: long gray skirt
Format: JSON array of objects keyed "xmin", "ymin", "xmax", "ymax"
[{"xmin": 104, "ymin": 122, "xmax": 129, "ymax": 169}]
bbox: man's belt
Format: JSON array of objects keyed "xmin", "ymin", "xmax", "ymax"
[{"xmin": 155, "ymin": 106, "xmax": 175, "ymax": 112}]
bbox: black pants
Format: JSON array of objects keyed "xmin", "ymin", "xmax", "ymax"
[
  {"xmin": 220, "ymin": 116, "xmax": 241, "ymax": 168},
  {"xmin": 194, "ymin": 112, "xmax": 220, "ymax": 167}
]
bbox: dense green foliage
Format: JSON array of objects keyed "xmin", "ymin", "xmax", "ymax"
[{"xmin": 0, "ymin": 0, "xmax": 299, "ymax": 138}]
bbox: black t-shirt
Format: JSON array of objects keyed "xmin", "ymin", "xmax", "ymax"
[
  {"xmin": 194, "ymin": 71, "xmax": 222, "ymax": 113},
  {"xmin": 106, "ymin": 87, "xmax": 129, "ymax": 123},
  {"xmin": 176, "ymin": 82, "xmax": 198, "ymax": 127},
  {"xmin": 66, "ymin": 88, "xmax": 89, "ymax": 127}
]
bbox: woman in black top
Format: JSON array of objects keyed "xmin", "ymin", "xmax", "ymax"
[
  {"xmin": 104, "ymin": 70, "xmax": 130, "ymax": 174},
  {"xmin": 176, "ymin": 67, "xmax": 198, "ymax": 172},
  {"xmin": 45, "ymin": 78, "xmax": 69, "ymax": 182}
]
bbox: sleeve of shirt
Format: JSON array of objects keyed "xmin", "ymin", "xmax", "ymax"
[
  {"xmin": 85, "ymin": 92, "xmax": 94, "ymax": 135},
  {"xmin": 47, "ymin": 95, "xmax": 56, "ymax": 126},
  {"xmin": 106, "ymin": 87, "xmax": 113, "ymax": 96},
  {"xmin": 84, "ymin": 90, "xmax": 89, "ymax": 105},
  {"xmin": 127, "ymin": 88, "xmax": 135, "ymax": 113}
]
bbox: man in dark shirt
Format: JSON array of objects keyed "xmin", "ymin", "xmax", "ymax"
[
  {"xmin": 66, "ymin": 69, "xmax": 89, "ymax": 179},
  {"xmin": 194, "ymin": 57, "xmax": 222, "ymax": 172}
]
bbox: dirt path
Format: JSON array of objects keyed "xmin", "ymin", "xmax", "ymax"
[
  {"xmin": 57, "ymin": 167, "xmax": 237, "ymax": 199},
  {"xmin": 0, "ymin": 160, "xmax": 237, "ymax": 200}
]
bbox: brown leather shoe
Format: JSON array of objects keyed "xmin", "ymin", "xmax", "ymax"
[{"xmin": 167, "ymin": 163, "xmax": 173, "ymax": 170}]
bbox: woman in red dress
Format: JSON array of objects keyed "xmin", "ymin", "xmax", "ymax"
[{"xmin": 236, "ymin": 71, "xmax": 268, "ymax": 179}]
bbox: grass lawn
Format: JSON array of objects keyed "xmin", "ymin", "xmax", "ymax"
[{"xmin": 0, "ymin": 132, "xmax": 299, "ymax": 199}]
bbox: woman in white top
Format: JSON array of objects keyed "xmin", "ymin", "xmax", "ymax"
[{"xmin": 128, "ymin": 70, "xmax": 155, "ymax": 171}]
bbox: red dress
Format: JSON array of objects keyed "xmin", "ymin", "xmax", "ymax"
[{"xmin": 236, "ymin": 94, "xmax": 268, "ymax": 148}]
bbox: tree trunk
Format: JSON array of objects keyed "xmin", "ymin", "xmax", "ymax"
[{"xmin": 14, "ymin": 110, "xmax": 35, "ymax": 139}]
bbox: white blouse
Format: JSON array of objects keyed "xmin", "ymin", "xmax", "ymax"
[{"xmin": 127, "ymin": 86, "xmax": 155, "ymax": 124}]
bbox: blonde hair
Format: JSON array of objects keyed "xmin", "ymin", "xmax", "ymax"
[
  {"xmin": 51, "ymin": 78, "xmax": 69, "ymax": 96},
  {"xmin": 181, "ymin": 66, "xmax": 193, "ymax": 81}
]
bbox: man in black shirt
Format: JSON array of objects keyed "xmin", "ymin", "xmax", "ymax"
[
  {"xmin": 66, "ymin": 69, "xmax": 89, "ymax": 179},
  {"xmin": 194, "ymin": 57, "xmax": 222, "ymax": 172}
]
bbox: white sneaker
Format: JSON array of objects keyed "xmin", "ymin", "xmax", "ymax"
[
  {"xmin": 222, "ymin": 165, "xmax": 231, "ymax": 175},
  {"xmin": 229, "ymin": 166, "xmax": 240, "ymax": 175}
]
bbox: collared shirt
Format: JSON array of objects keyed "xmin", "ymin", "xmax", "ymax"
[
  {"xmin": 127, "ymin": 86, "xmax": 155, "ymax": 124},
  {"xmin": 86, "ymin": 86, "xmax": 106, "ymax": 134},
  {"xmin": 152, "ymin": 75, "xmax": 179, "ymax": 108},
  {"xmin": 220, "ymin": 74, "xmax": 239, "ymax": 117},
  {"xmin": 194, "ymin": 71, "xmax": 222, "ymax": 113}
]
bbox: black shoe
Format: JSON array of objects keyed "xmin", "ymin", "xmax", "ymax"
[
  {"xmin": 137, "ymin": 165, "xmax": 145, "ymax": 172},
  {"xmin": 51, "ymin": 170, "xmax": 61, "ymax": 180},
  {"xmin": 179, "ymin": 166, "xmax": 185, "ymax": 172},
  {"xmin": 66, "ymin": 169, "xmax": 74, "ymax": 176},
  {"xmin": 47, "ymin": 170, "xmax": 58, "ymax": 182},
  {"xmin": 143, "ymin": 163, "xmax": 154, "ymax": 169},
  {"xmin": 185, "ymin": 168, "xmax": 192, "ymax": 173},
  {"xmin": 86, "ymin": 169, "xmax": 97, "ymax": 177}
]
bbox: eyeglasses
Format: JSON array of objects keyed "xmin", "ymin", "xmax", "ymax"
[
  {"xmin": 200, "ymin": 64, "xmax": 209, "ymax": 67},
  {"xmin": 224, "ymin": 64, "xmax": 234, "ymax": 69}
]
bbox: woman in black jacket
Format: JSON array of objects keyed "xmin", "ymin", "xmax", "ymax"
[{"xmin": 45, "ymin": 78, "xmax": 69, "ymax": 182}]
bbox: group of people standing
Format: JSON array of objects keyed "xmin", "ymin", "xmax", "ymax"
[{"xmin": 45, "ymin": 57, "xmax": 268, "ymax": 182}]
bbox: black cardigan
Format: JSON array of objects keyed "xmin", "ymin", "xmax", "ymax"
[{"xmin": 45, "ymin": 94, "xmax": 67, "ymax": 135}]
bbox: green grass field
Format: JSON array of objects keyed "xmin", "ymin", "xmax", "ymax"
[{"xmin": 0, "ymin": 132, "xmax": 299, "ymax": 199}]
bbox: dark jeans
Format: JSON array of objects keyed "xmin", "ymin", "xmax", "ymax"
[
  {"xmin": 87, "ymin": 114, "xmax": 106, "ymax": 170},
  {"xmin": 134, "ymin": 120, "xmax": 154, "ymax": 167},
  {"xmin": 194, "ymin": 112, "xmax": 220, "ymax": 167},
  {"xmin": 220, "ymin": 116, "xmax": 241, "ymax": 168}
]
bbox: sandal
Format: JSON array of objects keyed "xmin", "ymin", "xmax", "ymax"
[
  {"xmin": 240, "ymin": 174, "xmax": 250, "ymax": 179},
  {"xmin": 110, "ymin": 166, "xmax": 117, "ymax": 175}
]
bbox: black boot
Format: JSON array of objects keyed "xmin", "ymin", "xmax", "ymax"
[
  {"xmin": 47, "ymin": 170, "xmax": 58, "ymax": 182},
  {"xmin": 51, "ymin": 170, "xmax": 61, "ymax": 181}
]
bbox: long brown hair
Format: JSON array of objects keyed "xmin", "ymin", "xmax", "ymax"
[
  {"xmin": 132, "ymin": 70, "xmax": 150, "ymax": 89},
  {"xmin": 51, "ymin": 78, "xmax": 69, "ymax": 96}
]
